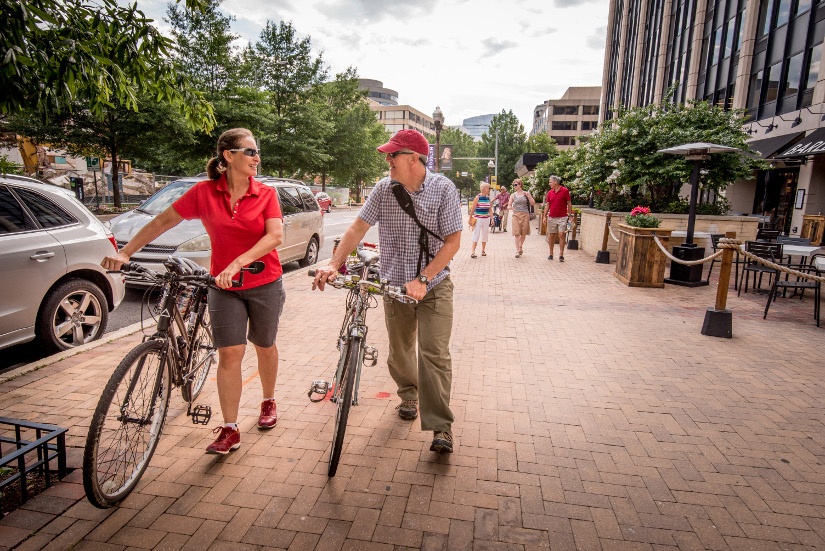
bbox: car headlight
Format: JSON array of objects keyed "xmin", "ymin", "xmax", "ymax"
[{"xmin": 176, "ymin": 234, "xmax": 212, "ymax": 252}]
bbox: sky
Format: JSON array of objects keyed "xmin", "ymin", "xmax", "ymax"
[{"xmin": 134, "ymin": 0, "xmax": 611, "ymax": 132}]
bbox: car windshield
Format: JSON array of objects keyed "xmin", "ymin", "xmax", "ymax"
[{"xmin": 139, "ymin": 180, "xmax": 197, "ymax": 215}]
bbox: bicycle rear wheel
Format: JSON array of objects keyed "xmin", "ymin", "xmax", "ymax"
[
  {"xmin": 83, "ymin": 340, "xmax": 171, "ymax": 508},
  {"xmin": 328, "ymin": 337, "xmax": 360, "ymax": 477},
  {"xmin": 181, "ymin": 309, "xmax": 215, "ymax": 403}
]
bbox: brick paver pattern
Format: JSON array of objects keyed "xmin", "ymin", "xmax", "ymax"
[{"xmin": 2, "ymin": 216, "xmax": 824, "ymax": 550}]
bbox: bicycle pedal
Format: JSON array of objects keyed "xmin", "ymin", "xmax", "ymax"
[
  {"xmin": 308, "ymin": 380, "xmax": 329, "ymax": 403},
  {"xmin": 363, "ymin": 346, "xmax": 378, "ymax": 367},
  {"xmin": 190, "ymin": 405, "xmax": 211, "ymax": 425}
]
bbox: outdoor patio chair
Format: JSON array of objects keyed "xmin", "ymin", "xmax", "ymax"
[
  {"xmin": 706, "ymin": 233, "xmax": 744, "ymax": 289},
  {"xmin": 738, "ymin": 241, "xmax": 783, "ymax": 296},
  {"xmin": 763, "ymin": 253, "xmax": 822, "ymax": 327},
  {"xmin": 755, "ymin": 228, "xmax": 780, "ymax": 242}
]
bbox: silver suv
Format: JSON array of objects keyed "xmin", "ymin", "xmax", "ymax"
[
  {"xmin": 0, "ymin": 175, "xmax": 126, "ymax": 352},
  {"xmin": 108, "ymin": 176, "xmax": 325, "ymax": 284}
]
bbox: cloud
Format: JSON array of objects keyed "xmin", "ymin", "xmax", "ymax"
[
  {"xmin": 527, "ymin": 26, "xmax": 559, "ymax": 38},
  {"xmin": 554, "ymin": 0, "xmax": 600, "ymax": 6},
  {"xmin": 317, "ymin": 0, "xmax": 437, "ymax": 24},
  {"xmin": 480, "ymin": 38, "xmax": 518, "ymax": 58},
  {"xmin": 586, "ymin": 26, "xmax": 607, "ymax": 49}
]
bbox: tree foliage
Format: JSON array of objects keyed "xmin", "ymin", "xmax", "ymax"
[
  {"xmin": 1, "ymin": 0, "xmax": 214, "ymax": 132},
  {"xmin": 567, "ymin": 100, "xmax": 762, "ymax": 212},
  {"xmin": 479, "ymin": 110, "xmax": 526, "ymax": 185}
]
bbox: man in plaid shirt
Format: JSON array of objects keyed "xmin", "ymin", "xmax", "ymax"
[{"xmin": 312, "ymin": 129, "xmax": 462, "ymax": 454}]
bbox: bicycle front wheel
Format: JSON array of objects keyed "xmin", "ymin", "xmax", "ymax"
[
  {"xmin": 329, "ymin": 337, "xmax": 360, "ymax": 477},
  {"xmin": 83, "ymin": 340, "xmax": 171, "ymax": 508},
  {"xmin": 181, "ymin": 310, "xmax": 215, "ymax": 403}
]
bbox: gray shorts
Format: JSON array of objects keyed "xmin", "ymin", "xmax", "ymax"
[{"xmin": 208, "ymin": 278, "xmax": 285, "ymax": 348}]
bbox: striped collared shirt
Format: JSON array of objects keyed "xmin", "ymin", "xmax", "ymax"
[{"xmin": 359, "ymin": 171, "xmax": 462, "ymax": 290}]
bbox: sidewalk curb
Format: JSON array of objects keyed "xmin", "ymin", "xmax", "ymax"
[{"xmin": 0, "ymin": 321, "xmax": 146, "ymax": 384}]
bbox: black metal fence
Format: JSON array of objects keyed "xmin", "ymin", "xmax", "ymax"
[{"xmin": 0, "ymin": 417, "xmax": 68, "ymax": 504}]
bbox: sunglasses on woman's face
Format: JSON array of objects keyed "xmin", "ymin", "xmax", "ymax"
[{"xmin": 228, "ymin": 148, "xmax": 261, "ymax": 157}]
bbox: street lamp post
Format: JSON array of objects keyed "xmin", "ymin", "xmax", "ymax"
[
  {"xmin": 433, "ymin": 106, "xmax": 444, "ymax": 173},
  {"xmin": 487, "ymin": 160, "xmax": 495, "ymax": 184}
]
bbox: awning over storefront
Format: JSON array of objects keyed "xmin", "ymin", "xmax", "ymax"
[
  {"xmin": 776, "ymin": 127, "xmax": 825, "ymax": 158},
  {"xmin": 747, "ymin": 132, "xmax": 804, "ymax": 159}
]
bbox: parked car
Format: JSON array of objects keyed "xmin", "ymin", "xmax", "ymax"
[
  {"xmin": 0, "ymin": 174, "xmax": 126, "ymax": 352},
  {"xmin": 107, "ymin": 176, "xmax": 325, "ymax": 285},
  {"xmin": 315, "ymin": 191, "xmax": 332, "ymax": 213}
]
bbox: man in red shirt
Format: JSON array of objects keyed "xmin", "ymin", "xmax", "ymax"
[{"xmin": 542, "ymin": 175, "xmax": 573, "ymax": 262}]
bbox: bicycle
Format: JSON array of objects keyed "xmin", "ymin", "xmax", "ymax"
[
  {"xmin": 82, "ymin": 256, "xmax": 262, "ymax": 508},
  {"xmin": 307, "ymin": 246, "xmax": 415, "ymax": 477}
]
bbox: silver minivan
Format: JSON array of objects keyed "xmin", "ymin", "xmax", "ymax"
[
  {"xmin": 0, "ymin": 175, "xmax": 126, "ymax": 352},
  {"xmin": 108, "ymin": 177, "xmax": 324, "ymax": 284}
]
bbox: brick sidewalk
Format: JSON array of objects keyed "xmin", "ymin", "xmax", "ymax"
[{"xmin": 2, "ymin": 222, "xmax": 824, "ymax": 550}]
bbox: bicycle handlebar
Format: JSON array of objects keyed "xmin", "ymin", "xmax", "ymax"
[
  {"xmin": 113, "ymin": 260, "xmax": 260, "ymax": 288},
  {"xmin": 308, "ymin": 270, "xmax": 414, "ymax": 301}
]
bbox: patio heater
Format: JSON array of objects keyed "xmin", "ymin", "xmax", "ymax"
[{"xmin": 657, "ymin": 142, "xmax": 739, "ymax": 287}]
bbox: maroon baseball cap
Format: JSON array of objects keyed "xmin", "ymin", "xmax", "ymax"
[{"xmin": 377, "ymin": 129, "xmax": 430, "ymax": 156}]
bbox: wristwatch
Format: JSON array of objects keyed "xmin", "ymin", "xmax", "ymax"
[{"xmin": 418, "ymin": 274, "xmax": 429, "ymax": 284}]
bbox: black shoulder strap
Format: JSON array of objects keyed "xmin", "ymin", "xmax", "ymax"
[
  {"xmin": 390, "ymin": 181, "xmax": 443, "ymax": 243},
  {"xmin": 390, "ymin": 180, "xmax": 444, "ymax": 276}
]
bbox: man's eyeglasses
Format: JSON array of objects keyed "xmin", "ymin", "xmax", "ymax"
[
  {"xmin": 228, "ymin": 148, "xmax": 261, "ymax": 157},
  {"xmin": 388, "ymin": 151, "xmax": 414, "ymax": 158}
]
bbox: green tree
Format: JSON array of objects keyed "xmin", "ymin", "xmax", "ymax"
[
  {"xmin": 524, "ymin": 133, "xmax": 559, "ymax": 156},
  {"xmin": 479, "ymin": 110, "xmax": 526, "ymax": 186},
  {"xmin": 241, "ymin": 20, "xmax": 330, "ymax": 177},
  {"xmin": 573, "ymin": 100, "xmax": 761, "ymax": 211},
  {"xmin": 433, "ymin": 126, "xmax": 478, "ymax": 199},
  {"xmin": 2, "ymin": 0, "xmax": 214, "ymax": 132},
  {"xmin": 531, "ymin": 149, "xmax": 580, "ymax": 201}
]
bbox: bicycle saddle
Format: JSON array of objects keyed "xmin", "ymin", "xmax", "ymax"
[{"xmin": 357, "ymin": 249, "xmax": 379, "ymax": 266}]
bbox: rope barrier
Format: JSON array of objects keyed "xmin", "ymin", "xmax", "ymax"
[
  {"xmin": 651, "ymin": 234, "xmax": 723, "ymax": 265},
  {"xmin": 648, "ymin": 235, "xmax": 825, "ymax": 283},
  {"xmin": 607, "ymin": 218, "xmax": 620, "ymax": 243}
]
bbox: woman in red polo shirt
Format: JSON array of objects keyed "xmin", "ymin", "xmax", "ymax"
[{"xmin": 102, "ymin": 128, "xmax": 285, "ymax": 455}]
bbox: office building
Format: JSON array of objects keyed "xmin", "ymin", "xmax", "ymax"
[
  {"xmin": 359, "ymin": 79, "xmax": 436, "ymax": 137},
  {"xmin": 457, "ymin": 114, "xmax": 495, "ymax": 142},
  {"xmin": 531, "ymin": 87, "xmax": 601, "ymax": 149},
  {"xmin": 357, "ymin": 79, "xmax": 399, "ymax": 106},
  {"xmin": 600, "ymin": 0, "xmax": 825, "ymax": 237}
]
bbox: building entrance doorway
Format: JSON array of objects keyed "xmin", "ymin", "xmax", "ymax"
[{"xmin": 752, "ymin": 168, "xmax": 799, "ymax": 234}]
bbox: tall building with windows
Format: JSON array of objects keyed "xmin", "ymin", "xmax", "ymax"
[
  {"xmin": 600, "ymin": 0, "xmax": 825, "ymax": 237},
  {"xmin": 457, "ymin": 114, "xmax": 495, "ymax": 142},
  {"xmin": 358, "ymin": 79, "xmax": 436, "ymax": 137},
  {"xmin": 357, "ymin": 79, "xmax": 399, "ymax": 106},
  {"xmin": 531, "ymin": 87, "xmax": 601, "ymax": 149}
]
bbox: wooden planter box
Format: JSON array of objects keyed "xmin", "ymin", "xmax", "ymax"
[{"xmin": 614, "ymin": 225, "xmax": 673, "ymax": 288}]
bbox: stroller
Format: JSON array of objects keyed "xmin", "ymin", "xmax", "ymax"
[{"xmin": 490, "ymin": 204, "xmax": 502, "ymax": 232}]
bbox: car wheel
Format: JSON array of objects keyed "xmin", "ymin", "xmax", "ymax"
[
  {"xmin": 298, "ymin": 237, "xmax": 319, "ymax": 268},
  {"xmin": 37, "ymin": 279, "xmax": 109, "ymax": 352}
]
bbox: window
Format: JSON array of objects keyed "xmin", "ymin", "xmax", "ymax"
[
  {"xmin": 277, "ymin": 187, "xmax": 303, "ymax": 216},
  {"xmin": 805, "ymin": 43, "xmax": 822, "ymax": 90},
  {"xmin": 0, "ymin": 186, "xmax": 30, "ymax": 234},
  {"xmin": 297, "ymin": 188, "xmax": 319, "ymax": 212},
  {"xmin": 54, "ymin": 156, "xmax": 68, "ymax": 165},
  {"xmin": 748, "ymin": 70, "xmax": 764, "ymax": 108},
  {"xmin": 383, "ymin": 110, "xmax": 404, "ymax": 119},
  {"xmin": 784, "ymin": 51, "xmax": 804, "ymax": 97},
  {"xmin": 581, "ymin": 121, "xmax": 598, "ymax": 130},
  {"xmin": 776, "ymin": 0, "xmax": 791, "ymax": 27},
  {"xmin": 15, "ymin": 188, "xmax": 76, "ymax": 228},
  {"xmin": 551, "ymin": 136, "xmax": 576, "ymax": 145},
  {"xmin": 796, "ymin": 0, "xmax": 812, "ymax": 15},
  {"xmin": 758, "ymin": 0, "xmax": 774, "ymax": 37},
  {"xmin": 553, "ymin": 106, "xmax": 578, "ymax": 115},
  {"xmin": 552, "ymin": 121, "xmax": 577, "ymax": 131},
  {"xmin": 735, "ymin": 10, "xmax": 745, "ymax": 52},
  {"xmin": 723, "ymin": 17, "xmax": 735, "ymax": 59},
  {"xmin": 712, "ymin": 26, "xmax": 723, "ymax": 65},
  {"xmin": 582, "ymin": 105, "xmax": 599, "ymax": 115},
  {"xmin": 765, "ymin": 62, "xmax": 782, "ymax": 102},
  {"xmin": 385, "ymin": 124, "xmax": 404, "ymax": 132}
]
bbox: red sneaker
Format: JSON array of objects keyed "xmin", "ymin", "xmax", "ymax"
[
  {"xmin": 257, "ymin": 399, "xmax": 278, "ymax": 429},
  {"xmin": 206, "ymin": 426, "xmax": 240, "ymax": 454}
]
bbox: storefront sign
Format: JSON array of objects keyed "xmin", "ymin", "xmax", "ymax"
[{"xmin": 777, "ymin": 128, "xmax": 825, "ymax": 157}]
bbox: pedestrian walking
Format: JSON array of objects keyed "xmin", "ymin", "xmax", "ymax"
[
  {"xmin": 507, "ymin": 179, "xmax": 536, "ymax": 258},
  {"xmin": 497, "ymin": 184, "xmax": 511, "ymax": 232},
  {"xmin": 311, "ymin": 129, "xmax": 462, "ymax": 454},
  {"xmin": 470, "ymin": 182, "xmax": 493, "ymax": 258},
  {"xmin": 543, "ymin": 175, "xmax": 573, "ymax": 262},
  {"xmin": 102, "ymin": 128, "xmax": 286, "ymax": 455}
]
